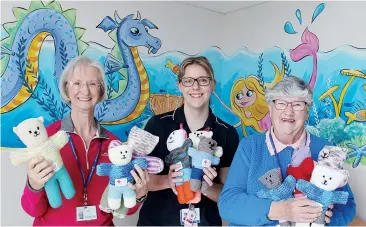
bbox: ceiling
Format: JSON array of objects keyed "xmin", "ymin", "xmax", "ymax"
[{"xmin": 180, "ymin": 1, "xmax": 268, "ymax": 14}]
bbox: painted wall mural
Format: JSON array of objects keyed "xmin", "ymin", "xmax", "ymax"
[{"xmin": 1, "ymin": 0, "xmax": 366, "ymax": 219}]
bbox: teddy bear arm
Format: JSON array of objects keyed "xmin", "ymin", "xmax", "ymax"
[
  {"xmin": 332, "ymin": 191, "xmax": 349, "ymax": 205},
  {"xmin": 10, "ymin": 151, "xmax": 34, "ymax": 165},
  {"xmin": 50, "ymin": 130, "xmax": 68, "ymax": 149},
  {"xmin": 97, "ymin": 163, "xmax": 112, "ymax": 176},
  {"xmin": 211, "ymin": 156, "xmax": 220, "ymax": 166},
  {"xmin": 296, "ymin": 179, "xmax": 314, "ymax": 196},
  {"xmin": 132, "ymin": 158, "xmax": 148, "ymax": 169}
]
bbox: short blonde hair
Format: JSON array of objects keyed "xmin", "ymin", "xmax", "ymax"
[
  {"xmin": 59, "ymin": 56, "xmax": 107, "ymax": 105},
  {"xmin": 178, "ymin": 56, "xmax": 215, "ymax": 81}
]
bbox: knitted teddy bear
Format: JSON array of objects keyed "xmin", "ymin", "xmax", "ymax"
[
  {"xmin": 257, "ymin": 168, "xmax": 296, "ymax": 227},
  {"xmin": 257, "ymin": 168, "xmax": 296, "ymax": 201},
  {"xmin": 164, "ymin": 124, "xmax": 197, "ymax": 204},
  {"xmin": 10, "ymin": 116, "xmax": 75, "ymax": 208},
  {"xmin": 188, "ymin": 136, "xmax": 222, "ymax": 193},
  {"xmin": 99, "ymin": 127, "xmax": 163, "ymax": 217},
  {"xmin": 189, "ymin": 129, "xmax": 223, "ymax": 157},
  {"xmin": 287, "ymin": 146, "xmax": 315, "ymax": 197},
  {"xmin": 97, "ymin": 140, "xmax": 148, "ymax": 209},
  {"xmin": 296, "ymin": 146, "xmax": 350, "ymax": 227}
]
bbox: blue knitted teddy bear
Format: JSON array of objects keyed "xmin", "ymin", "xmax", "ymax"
[
  {"xmin": 188, "ymin": 136, "xmax": 221, "ymax": 192},
  {"xmin": 97, "ymin": 140, "xmax": 147, "ymax": 209},
  {"xmin": 257, "ymin": 168, "xmax": 296, "ymax": 201},
  {"xmin": 296, "ymin": 146, "xmax": 350, "ymax": 227}
]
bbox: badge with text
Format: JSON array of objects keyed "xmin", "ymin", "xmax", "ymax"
[
  {"xmin": 115, "ymin": 178, "xmax": 128, "ymax": 187},
  {"xmin": 76, "ymin": 206, "xmax": 97, "ymax": 221},
  {"xmin": 180, "ymin": 205, "xmax": 200, "ymax": 226}
]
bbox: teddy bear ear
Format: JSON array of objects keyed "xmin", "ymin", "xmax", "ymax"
[
  {"xmin": 339, "ymin": 170, "xmax": 350, "ymax": 187},
  {"xmin": 38, "ymin": 116, "xmax": 44, "ymax": 123},
  {"xmin": 13, "ymin": 126, "xmax": 18, "ymax": 134}
]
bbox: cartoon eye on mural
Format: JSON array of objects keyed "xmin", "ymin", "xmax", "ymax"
[{"xmin": 96, "ymin": 10, "xmax": 161, "ymax": 124}]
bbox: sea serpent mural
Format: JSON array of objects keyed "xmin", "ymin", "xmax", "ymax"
[
  {"xmin": 1, "ymin": 1, "xmax": 162, "ymax": 125},
  {"xmin": 1, "ymin": 1, "xmax": 85, "ymax": 114}
]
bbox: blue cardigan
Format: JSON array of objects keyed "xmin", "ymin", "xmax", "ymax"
[{"xmin": 218, "ymin": 133, "xmax": 356, "ymax": 226}]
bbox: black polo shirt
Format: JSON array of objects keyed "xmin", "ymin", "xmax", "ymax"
[{"xmin": 137, "ymin": 106, "xmax": 239, "ymax": 226}]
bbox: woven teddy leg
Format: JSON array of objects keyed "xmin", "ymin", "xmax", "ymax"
[
  {"xmin": 183, "ymin": 181, "xmax": 195, "ymax": 201},
  {"xmin": 190, "ymin": 167, "xmax": 203, "ymax": 192},
  {"xmin": 176, "ymin": 184, "xmax": 187, "ymax": 204},
  {"xmin": 57, "ymin": 166, "xmax": 75, "ymax": 199},
  {"xmin": 122, "ymin": 186, "xmax": 136, "ymax": 208},
  {"xmin": 201, "ymin": 181, "xmax": 210, "ymax": 193},
  {"xmin": 45, "ymin": 175, "xmax": 62, "ymax": 208}
]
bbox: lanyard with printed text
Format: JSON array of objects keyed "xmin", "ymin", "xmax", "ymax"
[
  {"xmin": 269, "ymin": 131, "xmax": 307, "ymax": 180},
  {"xmin": 67, "ymin": 133, "xmax": 102, "ymax": 205}
]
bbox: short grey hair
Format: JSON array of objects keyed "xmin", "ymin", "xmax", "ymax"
[
  {"xmin": 59, "ymin": 56, "xmax": 107, "ymax": 105},
  {"xmin": 265, "ymin": 76, "xmax": 313, "ymax": 106}
]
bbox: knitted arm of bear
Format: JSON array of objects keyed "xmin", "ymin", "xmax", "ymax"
[
  {"xmin": 9, "ymin": 149, "xmax": 33, "ymax": 165},
  {"xmin": 97, "ymin": 163, "xmax": 112, "ymax": 176},
  {"xmin": 332, "ymin": 191, "xmax": 349, "ymax": 205},
  {"xmin": 257, "ymin": 175, "xmax": 296, "ymax": 201},
  {"xmin": 296, "ymin": 179, "xmax": 317, "ymax": 198},
  {"xmin": 211, "ymin": 156, "xmax": 220, "ymax": 166},
  {"xmin": 132, "ymin": 158, "xmax": 148, "ymax": 170},
  {"xmin": 49, "ymin": 130, "xmax": 68, "ymax": 150}
]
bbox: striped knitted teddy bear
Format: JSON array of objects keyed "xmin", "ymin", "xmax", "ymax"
[
  {"xmin": 97, "ymin": 140, "xmax": 148, "ymax": 209},
  {"xmin": 10, "ymin": 116, "xmax": 75, "ymax": 208},
  {"xmin": 164, "ymin": 124, "xmax": 197, "ymax": 204}
]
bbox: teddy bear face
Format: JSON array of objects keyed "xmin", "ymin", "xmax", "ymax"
[
  {"xmin": 259, "ymin": 168, "xmax": 282, "ymax": 189},
  {"xmin": 108, "ymin": 144, "xmax": 133, "ymax": 165},
  {"xmin": 189, "ymin": 130, "xmax": 213, "ymax": 148},
  {"xmin": 318, "ymin": 146, "xmax": 347, "ymax": 170},
  {"xmin": 310, "ymin": 165, "xmax": 347, "ymax": 191},
  {"xmin": 166, "ymin": 129, "xmax": 186, "ymax": 151},
  {"xmin": 13, "ymin": 117, "xmax": 48, "ymax": 147},
  {"xmin": 197, "ymin": 137, "xmax": 217, "ymax": 154}
]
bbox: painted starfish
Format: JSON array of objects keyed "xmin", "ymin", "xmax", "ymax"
[{"xmin": 346, "ymin": 143, "xmax": 366, "ymax": 168}]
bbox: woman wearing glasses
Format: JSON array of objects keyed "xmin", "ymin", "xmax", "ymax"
[
  {"xmin": 137, "ymin": 56, "xmax": 239, "ymax": 226},
  {"xmin": 218, "ymin": 76, "xmax": 355, "ymax": 226},
  {"xmin": 21, "ymin": 56, "xmax": 149, "ymax": 225}
]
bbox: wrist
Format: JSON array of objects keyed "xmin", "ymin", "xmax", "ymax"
[
  {"xmin": 268, "ymin": 201, "xmax": 281, "ymax": 221},
  {"xmin": 136, "ymin": 193, "xmax": 147, "ymax": 203},
  {"xmin": 27, "ymin": 178, "xmax": 43, "ymax": 192}
]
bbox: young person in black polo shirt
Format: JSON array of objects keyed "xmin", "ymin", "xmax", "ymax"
[{"xmin": 137, "ymin": 56, "xmax": 239, "ymax": 226}]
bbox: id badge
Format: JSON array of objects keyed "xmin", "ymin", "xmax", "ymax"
[
  {"xmin": 76, "ymin": 206, "xmax": 97, "ymax": 221},
  {"xmin": 180, "ymin": 205, "xmax": 200, "ymax": 226}
]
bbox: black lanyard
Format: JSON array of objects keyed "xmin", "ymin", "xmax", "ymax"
[
  {"xmin": 67, "ymin": 133, "xmax": 102, "ymax": 205},
  {"xmin": 269, "ymin": 131, "xmax": 307, "ymax": 180}
]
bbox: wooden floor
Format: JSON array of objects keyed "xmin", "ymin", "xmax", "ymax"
[{"xmin": 349, "ymin": 217, "xmax": 366, "ymax": 226}]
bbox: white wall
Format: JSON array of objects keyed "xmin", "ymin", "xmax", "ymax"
[
  {"xmin": 1, "ymin": 1, "xmax": 224, "ymax": 55},
  {"xmin": 0, "ymin": 1, "xmax": 223, "ymax": 226},
  {"xmin": 221, "ymin": 1, "xmax": 366, "ymax": 55}
]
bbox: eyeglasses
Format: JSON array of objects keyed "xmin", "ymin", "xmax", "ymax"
[
  {"xmin": 179, "ymin": 77, "xmax": 212, "ymax": 87},
  {"xmin": 68, "ymin": 81, "xmax": 101, "ymax": 91},
  {"xmin": 272, "ymin": 100, "xmax": 308, "ymax": 111}
]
